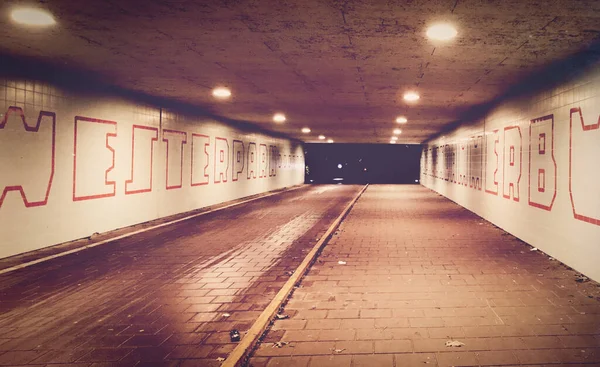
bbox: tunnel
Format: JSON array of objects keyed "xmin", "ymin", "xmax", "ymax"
[{"xmin": 0, "ymin": 1, "xmax": 599, "ymax": 366}]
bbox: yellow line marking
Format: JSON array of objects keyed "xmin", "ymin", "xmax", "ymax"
[{"xmin": 221, "ymin": 184, "xmax": 368, "ymax": 367}]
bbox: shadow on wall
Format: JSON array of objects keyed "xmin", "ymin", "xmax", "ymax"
[{"xmin": 304, "ymin": 143, "xmax": 422, "ymax": 184}]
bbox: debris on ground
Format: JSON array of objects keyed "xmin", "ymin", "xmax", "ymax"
[
  {"xmin": 230, "ymin": 329, "xmax": 241, "ymax": 342},
  {"xmin": 338, "ymin": 260, "xmax": 347, "ymax": 265},
  {"xmin": 222, "ymin": 313, "xmax": 231, "ymax": 318},
  {"xmin": 216, "ymin": 357, "xmax": 225, "ymax": 362},
  {"xmin": 276, "ymin": 314, "xmax": 289, "ymax": 320},
  {"xmin": 272, "ymin": 341, "xmax": 289, "ymax": 348},
  {"xmin": 575, "ymin": 274, "xmax": 589, "ymax": 283},
  {"xmin": 285, "ymin": 271, "xmax": 294, "ymax": 276},
  {"xmin": 310, "ymin": 305, "xmax": 317, "ymax": 309},
  {"xmin": 88, "ymin": 232, "xmax": 100, "ymax": 240},
  {"xmin": 530, "ymin": 247, "xmax": 538, "ymax": 251},
  {"xmin": 445, "ymin": 340, "xmax": 465, "ymax": 347},
  {"xmin": 331, "ymin": 348, "xmax": 345, "ymax": 354},
  {"xmin": 549, "ymin": 257, "xmax": 556, "ymax": 261}
]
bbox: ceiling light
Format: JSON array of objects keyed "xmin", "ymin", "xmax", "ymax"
[
  {"xmin": 403, "ymin": 92, "xmax": 420, "ymax": 102},
  {"xmin": 390, "ymin": 140, "xmax": 396, "ymax": 144},
  {"xmin": 11, "ymin": 7, "xmax": 56, "ymax": 26},
  {"xmin": 318, "ymin": 135, "xmax": 326, "ymax": 140},
  {"xmin": 327, "ymin": 139, "xmax": 334, "ymax": 143},
  {"xmin": 273, "ymin": 113, "xmax": 286, "ymax": 123},
  {"xmin": 426, "ymin": 23, "xmax": 458, "ymax": 41},
  {"xmin": 212, "ymin": 87, "xmax": 231, "ymax": 99},
  {"xmin": 393, "ymin": 129, "xmax": 402, "ymax": 135},
  {"xmin": 301, "ymin": 127, "xmax": 311, "ymax": 133},
  {"xmin": 391, "ymin": 136, "xmax": 398, "ymax": 141},
  {"xmin": 396, "ymin": 116, "xmax": 408, "ymax": 124}
]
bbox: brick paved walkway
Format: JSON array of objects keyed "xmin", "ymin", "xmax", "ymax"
[
  {"xmin": 250, "ymin": 185, "xmax": 600, "ymax": 367},
  {"xmin": 0, "ymin": 185, "xmax": 362, "ymax": 366}
]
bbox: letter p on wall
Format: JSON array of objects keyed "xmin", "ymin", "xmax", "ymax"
[{"xmin": 0, "ymin": 107, "xmax": 55, "ymax": 208}]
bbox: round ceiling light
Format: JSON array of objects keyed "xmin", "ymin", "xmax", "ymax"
[
  {"xmin": 273, "ymin": 113, "xmax": 286, "ymax": 123},
  {"xmin": 393, "ymin": 129, "xmax": 402, "ymax": 135},
  {"xmin": 318, "ymin": 135, "xmax": 326, "ymax": 140},
  {"xmin": 390, "ymin": 140, "xmax": 396, "ymax": 144},
  {"xmin": 11, "ymin": 7, "xmax": 56, "ymax": 26},
  {"xmin": 403, "ymin": 92, "xmax": 420, "ymax": 102},
  {"xmin": 391, "ymin": 136, "xmax": 398, "ymax": 141},
  {"xmin": 426, "ymin": 23, "xmax": 458, "ymax": 41},
  {"xmin": 327, "ymin": 139, "xmax": 334, "ymax": 143},
  {"xmin": 396, "ymin": 116, "xmax": 408, "ymax": 124},
  {"xmin": 301, "ymin": 127, "xmax": 311, "ymax": 133},
  {"xmin": 212, "ymin": 87, "xmax": 231, "ymax": 99}
]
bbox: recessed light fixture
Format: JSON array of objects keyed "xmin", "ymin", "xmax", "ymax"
[
  {"xmin": 212, "ymin": 87, "xmax": 231, "ymax": 99},
  {"xmin": 391, "ymin": 136, "xmax": 398, "ymax": 141},
  {"xmin": 11, "ymin": 7, "xmax": 56, "ymax": 26},
  {"xmin": 327, "ymin": 139, "xmax": 334, "ymax": 143},
  {"xmin": 301, "ymin": 127, "xmax": 311, "ymax": 133},
  {"xmin": 318, "ymin": 135, "xmax": 326, "ymax": 140},
  {"xmin": 403, "ymin": 92, "xmax": 420, "ymax": 102},
  {"xmin": 393, "ymin": 129, "xmax": 402, "ymax": 135},
  {"xmin": 396, "ymin": 116, "xmax": 408, "ymax": 124},
  {"xmin": 273, "ymin": 113, "xmax": 286, "ymax": 123},
  {"xmin": 426, "ymin": 23, "xmax": 458, "ymax": 41}
]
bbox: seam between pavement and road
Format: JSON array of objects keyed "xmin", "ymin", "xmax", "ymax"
[{"xmin": 221, "ymin": 184, "xmax": 369, "ymax": 367}]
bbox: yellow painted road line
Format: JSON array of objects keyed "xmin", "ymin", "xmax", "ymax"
[{"xmin": 221, "ymin": 184, "xmax": 368, "ymax": 367}]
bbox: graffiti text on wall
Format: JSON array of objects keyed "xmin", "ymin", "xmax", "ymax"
[{"xmin": 0, "ymin": 107, "xmax": 302, "ymax": 208}]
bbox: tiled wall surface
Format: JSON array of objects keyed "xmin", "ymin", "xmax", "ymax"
[
  {"xmin": 0, "ymin": 79, "xmax": 304, "ymax": 259},
  {"xmin": 421, "ymin": 64, "xmax": 600, "ymax": 282}
]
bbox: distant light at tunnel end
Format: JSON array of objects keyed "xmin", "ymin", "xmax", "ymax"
[
  {"xmin": 426, "ymin": 23, "xmax": 458, "ymax": 41},
  {"xmin": 212, "ymin": 87, "xmax": 231, "ymax": 99},
  {"xmin": 11, "ymin": 7, "xmax": 56, "ymax": 26},
  {"xmin": 403, "ymin": 92, "xmax": 420, "ymax": 102},
  {"xmin": 273, "ymin": 113, "xmax": 286, "ymax": 123}
]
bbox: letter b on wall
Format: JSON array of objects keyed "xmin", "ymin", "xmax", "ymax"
[{"xmin": 529, "ymin": 115, "xmax": 556, "ymax": 211}]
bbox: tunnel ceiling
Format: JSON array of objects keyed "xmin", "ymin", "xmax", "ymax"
[{"xmin": 0, "ymin": 0, "xmax": 599, "ymax": 143}]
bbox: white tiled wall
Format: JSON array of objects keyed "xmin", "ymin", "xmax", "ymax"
[
  {"xmin": 0, "ymin": 78, "xmax": 304, "ymax": 259},
  {"xmin": 421, "ymin": 64, "xmax": 600, "ymax": 282}
]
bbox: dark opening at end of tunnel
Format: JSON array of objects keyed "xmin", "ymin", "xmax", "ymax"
[{"xmin": 304, "ymin": 143, "xmax": 422, "ymax": 185}]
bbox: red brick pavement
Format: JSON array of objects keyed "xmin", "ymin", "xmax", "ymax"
[
  {"xmin": 249, "ymin": 185, "xmax": 600, "ymax": 367},
  {"xmin": 0, "ymin": 185, "xmax": 362, "ymax": 366}
]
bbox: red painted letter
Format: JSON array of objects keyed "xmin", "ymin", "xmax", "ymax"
[
  {"xmin": 1, "ymin": 107, "xmax": 55, "ymax": 208},
  {"xmin": 570, "ymin": 107, "xmax": 600, "ymax": 225},
  {"xmin": 163, "ymin": 129, "xmax": 186, "ymax": 190},
  {"xmin": 529, "ymin": 115, "xmax": 556, "ymax": 211}
]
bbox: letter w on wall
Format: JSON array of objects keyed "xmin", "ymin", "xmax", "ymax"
[{"xmin": 0, "ymin": 107, "xmax": 55, "ymax": 208}]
